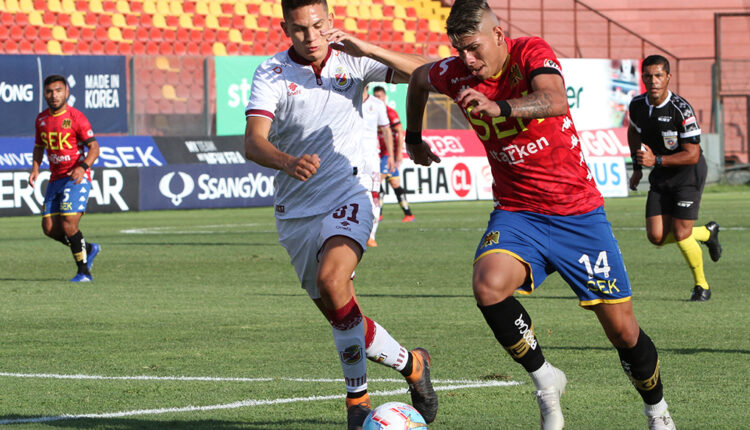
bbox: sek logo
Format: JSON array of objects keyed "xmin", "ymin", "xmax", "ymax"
[{"xmin": 451, "ymin": 162, "xmax": 472, "ymax": 198}]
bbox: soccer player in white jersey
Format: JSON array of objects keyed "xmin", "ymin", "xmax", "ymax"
[
  {"xmin": 360, "ymin": 85, "xmax": 393, "ymax": 247},
  {"xmin": 243, "ymin": 1, "xmax": 437, "ymax": 429}
]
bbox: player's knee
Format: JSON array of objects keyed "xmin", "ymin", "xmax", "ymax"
[
  {"xmin": 472, "ymin": 270, "xmax": 517, "ymax": 306},
  {"xmin": 607, "ymin": 322, "xmax": 640, "ymax": 349},
  {"xmin": 646, "ymin": 231, "xmax": 663, "ymax": 245}
]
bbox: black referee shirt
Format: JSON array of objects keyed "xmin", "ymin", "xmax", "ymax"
[{"xmin": 628, "ymin": 91, "xmax": 705, "ymax": 187}]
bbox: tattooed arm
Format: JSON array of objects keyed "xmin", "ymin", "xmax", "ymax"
[{"xmin": 456, "ymin": 72, "xmax": 569, "ymax": 119}]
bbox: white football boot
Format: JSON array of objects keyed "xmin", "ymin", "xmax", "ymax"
[
  {"xmin": 647, "ymin": 409, "xmax": 676, "ymax": 430},
  {"xmin": 534, "ymin": 366, "xmax": 567, "ymax": 430}
]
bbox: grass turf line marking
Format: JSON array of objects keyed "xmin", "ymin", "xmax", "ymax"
[
  {"xmin": 0, "ymin": 372, "xmax": 511, "ymax": 385},
  {"xmin": 0, "ymin": 380, "xmax": 520, "ymax": 425}
]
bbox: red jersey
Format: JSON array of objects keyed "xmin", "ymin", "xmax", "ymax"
[
  {"xmin": 34, "ymin": 106, "xmax": 95, "ymax": 181},
  {"xmin": 378, "ymin": 105, "xmax": 401, "ymax": 156},
  {"xmin": 428, "ymin": 37, "xmax": 603, "ymax": 215}
]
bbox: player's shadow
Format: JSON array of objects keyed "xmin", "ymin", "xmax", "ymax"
[{"xmin": 0, "ymin": 417, "xmax": 339, "ymax": 429}]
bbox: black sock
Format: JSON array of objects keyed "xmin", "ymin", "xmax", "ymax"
[
  {"xmin": 66, "ymin": 231, "xmax": 90, "ymax": 275},
  {"xmin": 399, "ymin": 351, "xmax": 414, "ymax": 377},
  {"xmin": 346, "ymin": 390, "xmax": 368, "ymax": 400},
  {"xmin": 86, "ymin": 241, "xmax": 92, "ymax": 254},
  {"xmin": 617, "ymin": 329, "xmax": 664, "ymax": 405},
  {"xmin": 478, "ymin": 297, "xmax": 545, "ymax": 372},
  {"xmin": 394, "ymin": 187, "xmax": 412, "ymax": 216}
]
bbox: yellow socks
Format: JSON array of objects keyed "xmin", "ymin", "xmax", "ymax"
[
  {"xmin": 676, "ymin": 235, "xmax": 708, "ymax": 289},
  {"xmin": 692, "ymin": 225, "xmax": 710, "ymax": 242}
]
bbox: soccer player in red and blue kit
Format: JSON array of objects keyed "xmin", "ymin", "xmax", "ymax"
[
  {"xmin": 29, "ymin": 75, "xmax": 101, "ymax": 283},
  {"xmin": 405, "ymin": 1, "xmax": 675, "ymax": 429}
]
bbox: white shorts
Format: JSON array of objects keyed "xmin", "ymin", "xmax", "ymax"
[{"xmin": 276, "ymin": 191, "xmax": 374, "ymax": 299}]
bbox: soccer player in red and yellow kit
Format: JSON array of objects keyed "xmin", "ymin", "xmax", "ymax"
[
  {"xmin": 405, "ymin": 1, "xmax": 675, "ymax": 429},
  {"xmin": 29, "ymin": 75, "xmax": 101, "ymax": 283}
]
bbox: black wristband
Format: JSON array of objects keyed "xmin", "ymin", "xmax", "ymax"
[
  {"xmin": 79, "ymin": 162, "xmax": 89, "ymax": 170},
  {"xmin": 496, "ymin": 100, "xmax": 511, "ymax": 117},
  {"xmin": 655, "ymin": 155, "xmax": 663, "ymax": 167},
  {"xmin": 405, "ymin": 130, "xmax": 422, "ymax": 145}
]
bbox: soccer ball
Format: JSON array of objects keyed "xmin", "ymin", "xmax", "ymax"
[{"xmin": 362, "ymin": 401, "xmax": 428, "ymax": 430}]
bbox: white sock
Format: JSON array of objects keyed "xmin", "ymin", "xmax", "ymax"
[
  {"xmin": 365, "ymin": 319, "xmax": 408, "ymax": 371},
  {"xmin": 644, "ymin": 398, "xmax": 669, "ymax": 417},
  {"xmin": 529, "ymin": 361, "xmax": 557, "ymax": 390},
  {"xmin": 332, "ymin": 319, "xmax": 368, "ymax": 393},
  {"xmin": 370, "ymin": 207, "xmax": 380, "ymax": 240}
]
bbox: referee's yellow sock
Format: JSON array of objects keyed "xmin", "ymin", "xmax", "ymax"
[
  {"xmin": 676, "ymin": 235, "xmax": 709, "ymax": 289},
  {"xmin": 692, "ymin": 225, "xmax": 710, "ymax": 242}
]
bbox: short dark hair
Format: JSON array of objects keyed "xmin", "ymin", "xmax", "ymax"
[
  {"xmin": 281, "ymin": 0, "xmax": 328, "ymax": 20},
  {"xmin": 372, "ymin": 86, "xmax": 386, "ymax": 93},
  {"xmin": 446, "ymin": 0, "xmax": 492, "ymax": 41},
  {"xmin": 642, "ymin": 55, "xmax": 670, "ymax": 74},
  {"xmin": 43, "ymin": 75, "xmax": 68, "ymax": 88}
]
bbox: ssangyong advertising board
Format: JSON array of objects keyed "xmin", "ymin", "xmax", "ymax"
[{"xmin": 140, "ymin": 163, "xmax": 275, "ymax": 211}]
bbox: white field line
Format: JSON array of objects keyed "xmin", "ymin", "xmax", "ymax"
[{"xmin": 0, "ymin": 372, "xmax": 520, "ymax": 425}]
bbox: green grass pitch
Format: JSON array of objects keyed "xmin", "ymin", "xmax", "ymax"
[{"xmin": 1, "ymin": 186, "xmax": 748, "ymax": 429}]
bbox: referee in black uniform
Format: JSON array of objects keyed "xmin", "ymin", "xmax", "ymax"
[{"xmin": 628, "ymin": 55, "xmax": 722, "ymax": 302}]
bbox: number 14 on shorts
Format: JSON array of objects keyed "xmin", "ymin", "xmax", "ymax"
[{"xmin": 578, "ymin": 251, "xmax": 621, "ymax": 295}]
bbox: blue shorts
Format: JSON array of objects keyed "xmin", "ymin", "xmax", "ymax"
[
  {"xmin": 474, "ymin": 207, "xmax": 632, "ymax": 306},
  {"xmin": 380, "ymin": 155, "xmax": 399, "ymax": 178},
  {"xmin": 43, "ymin": 176, "xmax": 91, "ymax": 217}
]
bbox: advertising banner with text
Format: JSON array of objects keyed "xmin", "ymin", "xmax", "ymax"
[
  {"xmin": 215, "ymin": 56, "xmax": 269, "ymax": 136},
  {"xmin": 0, "ymin": 167, "xmax": 139, "ymax": 216},
  {"xmin": 0, "ymin": 55, "xmax": 128, "ymax": 136},
  {"xmin": 139, "ymin": 163, "xmax": 276, "ymax": 211}
]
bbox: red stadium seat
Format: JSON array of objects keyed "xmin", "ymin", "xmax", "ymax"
[
  {"xmin": 122, "ymin": 27, "xmax": 135, "ymax": 40},
  {"xmin": 80, "ymin": 27, "xmax": 95, "ymax": 41},
  {"xmin": 43, "ymin": 11, "xmax": 57, "ymax": 25},
  {"xmin": 162, "ymin": 28, "xmax": 176, "ymax": 41},
  {"xmin": 57, "ymin": 13, "xmax": 71, "ymax": 27},
  {"xmin": 145, "ymin": 41, "xmax": 159, "ymax": 55},
  {"xmin": 158, "ymin": 42, "xmax": 172, "ymax": 55},
  {"xmin": 0, "ymin": 26, "xmax": 7, "ymax": 40},
  {"xmin": 247, "ymin": 3, "xmax": 259, "ymax": 15},
  {"xmin": 65, "ymin": 26, "xmax": 79, "ymax": 40},
  {"xmin": 118, "ymin": 42, "xmax": 131, "ymax": 55},
  {"xmin": 130, "ymin": 0, "xmax": 142, "ymax": 13},
  {"xmin": 33, "ymin": 39, "xmax": 46, "ymax": 53},
  {"xmin": 61, "ymin": 41, "xmax": 75, "ymax": 53},
  {"xmin": 9, "ymin": 25, "xmax": 23, "ymax": 41},
  {"xmin": 176, "ymin": 27, "xmax": 189, "ymax": 41},
  {"xmin": 15, "ymin": 13, "xmax": 29, "ymax": 26},
  {"xmin": 24, "ymin": 25, "xmax": 37, "ymax": 40},
  {"xmin": 192, "ymin": 14, "xmax": 205, "ymax": 28},
  {"xmin": 85, "ymin": 12, "xmax": 98, "ymax": 27},
  {"xmin": 95, "ymin": 26, "xmax": 107, "ymax": 41},
  {"xmin": 173, "ymin": 42, "xmax": 186, "ymax": 55},
  {"xmin": 104, "ymin": 40, "xmax": 118, "ymax": 54},
  {"xmin": 138, "ymin": 13, "xmax": 152, "ymax": 28},
  {"xmin": 200, "ymin": 42, "xmax": 212, "ymax": 56},
  {"xmin": 3, "ymin": 39, "xmax": 19, "ymax": 53},
  {"xmin": 186, "ymin": 42, "xmax": 199, "ymax": 56},
  {"xmin": 135, "ymin": 27, "xmax": 149, "ymax": 41},
  {"xmin": 216, "ymin": 30, "xmax": 229, "ymax": 43},
  {"xmin": 2, "ymin": 12, "xmax": 14, "ymax": 26},
  {"xmin": 98, "ymin": 14, "xmax": 112, "ymax": 27},
  {"xmin": 226, "ymin": 42, "xmax": 239, "ymax": 55},
  {"xmin": 240, "ymin": 43, "xmax": 254, "ymax": 55},
  {"xmin": 76, "ymin": 40, "xmax": 91, "ymax": 53},
  {"xmin": 149, "ymin": 27, "xmax": 163, "ymax": 41},
  {"xmin": 132, "ymin": 40, "xmax": 146, "ymax": 55},
  {"xmin": 183, "ymin": 1, "xmax": 195, "ymax": 13},
  {"xmin": 18, "ymin": 39, "xmax": 34, "ymax": 54}
]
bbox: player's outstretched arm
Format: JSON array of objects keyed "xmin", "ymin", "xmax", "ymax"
[
  {"xmin": 458, "ymin": 73, "xmax": 568, "ymax": 119},
  {"xmin": 405, "ymin": 63, "xmax": 441, "ymax": 166},
  {"xmin": 244, "ymin": 116, "xmax": 320, "ymax": 181},
  {"xmin": 322, "ymin": 28, "xmax": 430, "ymax": 84}
]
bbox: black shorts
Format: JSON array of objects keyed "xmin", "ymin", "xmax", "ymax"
[{"xmin": 646, "ymin": 157, "xmax": 707, "ymax": 220}]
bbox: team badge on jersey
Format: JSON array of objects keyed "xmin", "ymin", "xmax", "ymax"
[
  {"xmin": 661, "ymin": 131, "xmax": 678, "ymax": 150},
  {"xmin": 510, "ymin": 64, "xmax": 523, "ymax": 87},
  {"xmin": 333, "ymin": 66, "xmax": 352, "ymax": 92},
  {"xmin": 481, "ymin": 231, "xmax": 500, "ymax": 248},
  {"xmin": 62, "ymin": 119, "xmax": 71, "ymax": 129}
]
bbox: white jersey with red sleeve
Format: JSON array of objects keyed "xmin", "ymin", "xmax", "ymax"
[
  {"xmin": 428, "ymin": 37, "xmax": 603, "ymax": 216},
  {"xmin": 361, "ymin": 95, "xmax": 389, "ymax": 161},
  {"xmin": 245, "ymin": 46, "xmax": 394, "ymax": 219}
]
